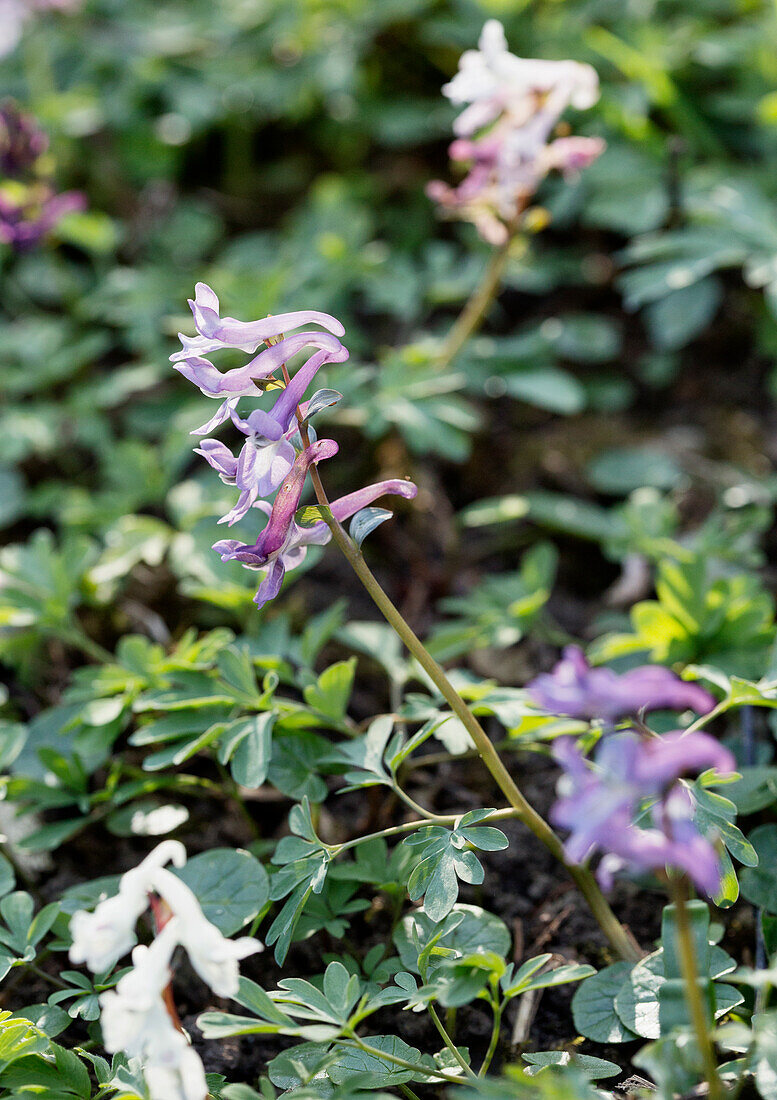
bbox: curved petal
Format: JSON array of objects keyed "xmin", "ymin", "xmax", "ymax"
[
  {"xmin": 173, "ymin": 332, "xmax": 347, "ymax": 398},
  {"xmin": 188, "ymin": 281, "xmax": 345, "ymax": 349},
  {"xmin": 328, "ymin": 478, "xmax": 418, "ymax": 523},
  {"xmin": 254, "ymin": 558, "xmax": 286, "ymax": 609},
  {"xmin": 194, "ymin": 439, "xmax": 238, "ymax": 480},
  {"xmin": 190, "ymin": 397, "xmax": 239, "ymax": 436}
]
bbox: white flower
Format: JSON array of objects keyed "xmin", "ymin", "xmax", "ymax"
[
  {"xmin": 442, "ymin": 19, "xmax": 600, "ymax": 137},
  {"xmin": 98, "ymin": 921, "xmax": 180, "ymax": 1057},
  {"xmin": 69, "ymin": 841, "xmax": 186, "ymax": 973},
  {"xmin": 153, "ymin": 868, "xmax": 262, "ymax": 997},
  {"xmin": 0, "ymin": 0, "xmax": 27, "ymax": 58},
  {"xmin": 144, "ymin": 1037, "xmax": 208, "ymax": 1100}
]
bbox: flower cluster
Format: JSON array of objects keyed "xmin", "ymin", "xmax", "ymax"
[
  {"xmin": 526, "ymin": 646, "xmax": 715, "ymax": 722},
  {"xmin": 173, "ymin": 283, "xmax": 418, "ymax": 608},
  {"xmin": 552, "ymin": 730, "xmax": 735, "ymax": 896},
  {"xmin": 69, "ymin": 841, "xmax": 261, "ymax": 1100},
  {"xmin": 0, "ymin": 100, "xmax": 85, "ymax": 250},
  {"xmin": 427, "ymin": 20, "xmax": 605, "ymax": 245}
]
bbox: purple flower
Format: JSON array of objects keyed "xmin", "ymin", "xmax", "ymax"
[
  {"xmin": 192, "ymin": 347, "xmax": 335, "ymax": 526},
  {"xmin": 170, "ymin": 283, "xmax": 348, "ymax": 399},
  {"xmin": 0, "ymin": 185, "xmax": 85, "ymax": 251},
  {"xmin": 215, "ymin": 462, "xmax": 418, "ymax": 610},
  {"xmin": 427, "ymin": 20, "xmax": 603, "ymax": 244},
  {"xmin": 0, "ymin": 100, "xmax": 47, "ymax": 176},
  {"xmin": 526, "ymin": 646, "xmax": 715, "ymax": 722},
  {"xmin": 551, "ymin": 731, "xmax": 736, "ymax": 896}
]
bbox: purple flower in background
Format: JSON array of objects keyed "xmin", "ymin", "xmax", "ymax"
[
  {"xmin": 0, "ymin": 185, "xmax": 85, "ymax": 251},
  {"xmin": 551, "ymin": 731, "xmax": 736, "ymax": 896},
  {"xmin": 0, "ymin": 100, "xmax": 47, "ymax": 176},
  {"xmin": 526, "ymin": 646, "xmax": 715, "ymax": 722},
  {"xmin": 170, "ymin": 283, "xmax": 348, "ymax": 399},
  {"xmin": 215, "ymin": 466, "xmax": 418, "ymax": 610},
  {"xmin": 427, "ymin": 20, "xmax": 604, "ymax": 244}
]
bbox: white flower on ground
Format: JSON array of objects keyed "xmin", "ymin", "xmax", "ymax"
[
  {"xmin": 153, "ymin": 868, "xmax": 262, "ymax": 997},
  {"xmin": 99, "ymin": 919, "xmax": 208, "ymax": 1100},
  {"xmin": 98, "ymin": 920, "xmax": 180, "ymax": 1057},
  {"xmin": 69, "ymin": 841, "xmax": 186, "ymax": 973},
  {"xmin": 144, "ymin": 1029, "xmax": 209, "ymax": 1100},
  {"xmin": 72, "ymin": 841, "xmax": 260, "ymax": 1100}
]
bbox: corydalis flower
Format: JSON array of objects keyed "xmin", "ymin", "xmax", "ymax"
[
  {"xmin": 175, "ymin": 288, "xmax": 418, "ymax": 610},
  {"xmin": 526, "ymin": 646, "xmax": 715, "ymax": 722},
  {"xmin": 192, "ymin": 347, "xmax": 337, "ymax": 526},
  {"xmin": 0, "ymin": 184, "xmax": 84, "ymax": 251},
  {"xmin": 0, "ymin": 100, "xmax": 47, "ymax": 176},
  {"xmin": 171, "ymin": 282, "xmax": 348, "ymax": 399},
  {"xmin": 99, "ymin": 921, "xmax": 208, "ymax": 1100},
  {"xmin": 71, "ymin": 841, "xmax": 262, "ymax": 1100},
  {"xmin": 427, "ymin": 20, "xmax": 604, "ymax": 244},
  {"xmin": 214, "ymin": 441, "xmax": 418, "ymax": 609},
  {"xmin": 69, "ymin": 840, "xmax": 186, "ymax": 973},
  {"xmin": 551, "ymin": 730, "xmax": 736, "ymax": 895}
]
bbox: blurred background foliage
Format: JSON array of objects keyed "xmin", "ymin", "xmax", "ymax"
[{"xmin": 3, "ymin": 0, "xmax": 777, "ymax": 676}]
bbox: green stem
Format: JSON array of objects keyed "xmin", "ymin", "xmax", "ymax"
[
  {"xmin": 479, "ymin": 997, "xmax": 502, "ymax": 1077},
  {"xmin": 398, "ymin": 1086, "xmax": 422, "ymax": 1100},
  {"xmin": 27, "ymin": 963, "xmax": 68, "ymax": 991},
  {"xmin": 310, "ymin": 476, "xmax": 639, "ymax": 961},
  {"xmin": 683, "ymin": 701, "xmax": 729, "ymax": 736},
  {"xmin": 669, "ymin": 879, "xmax": 724, "ymax": 1100},
  {"xmin": 428, "ymin": 1004, "xmax": 477, "ymax": 1079},
  {"xmin": 394, "ymin": 785, "xmax": 452, "ymax": 823},
  {"xmin": 435, "ymin": 229, "xmax": 516, "ymax": 373},
  {"xmin": 285, "ymin": 361, "xmax": 640, "ymax": 963},
  {"xmin": 333, "ymin": 807, "xmax": 520, "ymax": 858}
]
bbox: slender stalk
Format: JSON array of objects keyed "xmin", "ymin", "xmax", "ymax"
[
  {"xmin": 283, "ymin": 364, "xmax": 640, "ymax": 962},
  {"xmin": 27, "ymin": 962, "xmax": 68, "ymax": 991},
  {"xmin": 669, "ymin": 879, "xmax": 724, "ymax": 1100},
  {"xmin": 435, "ymin": 234, "xmax": 515, "ymax": 372},
  {"xmin": 683, "ymin": 700, "xmax": 729, "ymax": 736},
  {"xmin": 479, "ymin": 998, "xmax": 502, "ymax": 1077},
  {"xmin": 333, "ymin": 807, "xmax": 521, "ymax": 857},
  {"xmin": 309, "ymin": 494, "xmax": 640, "ymax": 960},
  {"xmin": 393, "ymin": 785, "xmax": 452, "ymax": 824},
  {"xmin": 428, "ymin": 1004, "xmax": 477, "ymax": 1079}
]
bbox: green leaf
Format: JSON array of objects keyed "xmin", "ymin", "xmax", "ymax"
[
  {"xmin": 522, "ymin": 1051, "xmax": 621, "ymax": 1080},
  {"xmin": 303, "ymin": 658, "xmax": 356, "ymax": 721},
  {"xmin": 393, "ymin": 905, "xmax": 511, "ymax": 976},
  {"xmin": 328, "ymin": 1036, "xmax": 434, "ymax": 1086},
  {"xmin": 0, "ymin": 855, "xmax": 15, "ymax": 898},
  {"xmin": 229, "ymin": 713, "xmax": 276, "ymax": 789},
  {"xmin": 349, "ymin": 507, "xmax": 393, "ymax": 547},
  {"xmin": 572, "ymin": 962, "xmax": 640, "ymax": 1043},
  {"xmin": 741, "ymin": 825, "xmax": 777, "ymax": 912},
  {"xmin": 175, "ymin": 848, "xmax": 269, "ymax": 935},
  {"xmin": 643, "ymin": 276, "xmax": 723, "ymax": 350}
]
